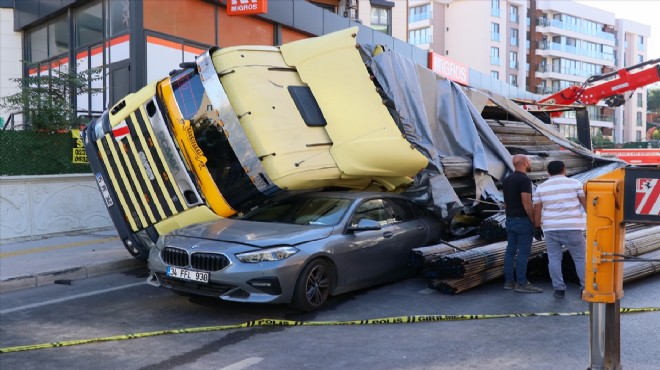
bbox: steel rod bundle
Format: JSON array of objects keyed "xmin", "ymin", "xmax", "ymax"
[
  {"xmin": 410, "ymin": 235, "xmax": 490, "ymax": 268},
  {"xmin": 623, "ymin": 249, "xmax": 660, "ymax": 283},
  {"xmin": 421, "ymin": 225, "xmax": 660, "ymax": 295}
]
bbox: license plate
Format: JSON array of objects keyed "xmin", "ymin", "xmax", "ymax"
[{"xmin": 166, "ymin": 266, "xmax": 209, "ymax": 283}]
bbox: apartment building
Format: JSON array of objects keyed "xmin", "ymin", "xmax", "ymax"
[
  {"xmin": 0, "ymin": 1, "xmax": 22, "ymax": 127},
  {"xmin": 406, "ymin": 0, "xmax": 651, "ymax": 144},
  {"xmin": 528, "ymin": 1, "xmax": 650, "ymax": 144},
  {"xmin": 615, "ymin": 18, "xmax": 651, "ymax": 143}
]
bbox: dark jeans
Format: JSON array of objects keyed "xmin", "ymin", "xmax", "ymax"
[{"xmin": 504, "ymin": 216, "xmax": 533, "ymax": 285}]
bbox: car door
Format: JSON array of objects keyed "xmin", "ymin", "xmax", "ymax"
[
  {"xmin": 341, "ymin": 198, "xmax": 398, "ymax": 285},
  {"xmin": 381, "ymin": 198, "xmax": 431, "ymax": 271}
]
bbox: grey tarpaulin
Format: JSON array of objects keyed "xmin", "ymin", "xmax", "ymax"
[{"xmin": 362, "ymin": 46, "xmax": 514, "ymax": 218}]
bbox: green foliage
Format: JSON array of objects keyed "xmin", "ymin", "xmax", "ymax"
[
  {"xmin": 0, "ymin": 64, "xmax": 103, "ymax": 131},
  {"xmin": 653, "ymin": 130, "xmax": 660, "ymax": 140},
  {"xmin": 592, "ymin": 130, "xmax": 614, "ymax": 149},
  {"xmin": 0, "ymin": 130, "xmax": 91, "ymax": 175},
  {"xmin": 648, "ymin": 88, "xmax": 660, "ymax": 113}
]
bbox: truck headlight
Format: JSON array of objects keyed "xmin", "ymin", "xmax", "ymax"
[{"xmin": 236, "ymin": 246, "xmax": 299, "ymax": 263}]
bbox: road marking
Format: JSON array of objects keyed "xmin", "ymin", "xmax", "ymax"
[
  {"xmin": 0, "ymin": 282, "xmax": 143, "ymax": 315},
  {"xmin": 0, "ymin": 237, "xmax": 120, "ymax": 258},
  {"xmin": 219, "ymin": 357, "xmax": 264, "ymax": 370},
  {"xmin": 418, "ymin": 288, "xmax": 438, "ymax": 295}
]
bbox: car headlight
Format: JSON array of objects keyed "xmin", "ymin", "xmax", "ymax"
[{"xmin": 235, "ymin": 246, "xmax": 299, "ymax": 263}]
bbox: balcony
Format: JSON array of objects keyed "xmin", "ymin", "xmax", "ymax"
[
  {"xmin": 491, "ymin": 56, "xmax": 501, "ymax": 66},
  {"xmin": 491, "ymin": 7, "xmax": 500, "ymax": 17},
  {"xmin": 509, "ymin": 61, "xmax": 519, "ymax": 69},
  {"xmin": 537, "ymin": 18, "xmax": 615, "ymax": 42},
  {"xmin": 638, "ymin": 43, "xmax": 646, "ymax": 51},
  {"xmin": 409, "ymin": 12, "xmax": 431, "ymax": 23},
  {"xmin": 491, "ymin": 32, "xmax": 501, "ymax": 42},
  {"xmin": 537, "ymin": 41, "xmax": 614, "ymax": 62}
]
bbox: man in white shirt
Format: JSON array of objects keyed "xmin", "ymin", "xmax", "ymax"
[{"xmin": 533, "ymin": 160, "xmax": 587, "ymax": 299}]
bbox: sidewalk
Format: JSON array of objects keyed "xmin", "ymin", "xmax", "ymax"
[{"xmin": 0, "ymin": 229, "xmax": 145, "ymax": 293}]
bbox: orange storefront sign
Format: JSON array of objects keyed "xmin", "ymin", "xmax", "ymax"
[{"xmin": 226, "ymin": 0, "xmax": 268, "ymax": 15}]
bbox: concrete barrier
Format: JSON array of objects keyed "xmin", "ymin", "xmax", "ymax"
[{"xmin": 0, "ymin": 174, "xmax": 112, "ymax": 243}]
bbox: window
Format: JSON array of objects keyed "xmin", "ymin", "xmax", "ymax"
[
  {"xmin": 351, "ymin": 199, "xmax": 388, "ymax": 226},
  {"xmin": 636, "ymin": 111, "xmax": 643, "ymax": 126},
  {"xmin": 510, "ymin": 5, "xmax": 518, "ymax": 23},
  {"xmin": 491, "ymin": 0, "xmax": 500, "ymax": 17},
  {"xmin": 409, "ymin": 28, "xmax": 432, "ymax": 45},
  {"xmin": 491, "ymin": 71, "xmax": 499, "ymax": 79},
  {"xmin": 637, "ymin": 93, "xmax": 643, "ymax": 108},
  {"xmin": 48, "ymin": 15, "xmax": 69, "ymax": 58},
  {"xmin": 636, "ymin": 131, "xmax": 642, "ymax": 141},
  {"xmin": 409, "ymin": 4, "xmax": 431, "ymax": 23},
  {"xmin": 509, "ymin": 74, "xmax": 518, "ymax": 86},
  {"xmin": 371, "ymin": 6, "xmax": 391, "ymax": 35},
  {"xmin": 510, "ymin": 28, "xmax": 519, "ymax": 46},
  {"xmin": 28, "ymin": 26, "xmax": 48, "ymax": 62},
  {"xmin": 108, "ymin": 0, "xmax": 130, "ymax": 37},
  {"xmin": 491, "ymin": 22, "xmax": 500, "ymax": 41},
  {"xmin": 490, "ymin": 47, "xmax": 500, "ymax": 65},
  {"xmin": 509, "ymin": 51, "xmax": 517, "ymax": 69},
  {"xmin": 76, "ymin": 1, "xmax": 103, "ymax": 47},
  {"xmin": 639, "ymin": 55, "xmax": 644, "ymax": 63}
]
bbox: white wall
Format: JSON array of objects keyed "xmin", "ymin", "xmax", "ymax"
[
  {"xmin": 0, "ymin": 8, "xmax": 23, "ymax": 127},
  {"xmin": 0, "ymin": 175, "xmax": 113, "ymax": 242}
]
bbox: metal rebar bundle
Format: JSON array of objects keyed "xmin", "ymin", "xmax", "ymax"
[
  {"xmin": 623, "ymin": 249, "xmax": 660, "ymax": 283},
  {"xmin": 420, "ymin": 225, "xmax": 660, "ymax": 295},
  {"xmin": 409, "ymin": 235, "xmax": 489, "ymax": 268}
]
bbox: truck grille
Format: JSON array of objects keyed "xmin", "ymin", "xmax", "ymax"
[
  {"xmin": 161, "ymin": 247, "xmax": 189, "ymax": 267},
  {"xmin": 97, "ymin": 102, "xmax": 187, "ymax": 232},
  {"xmin": 191, "ymin": 252, "xmax": 231, "ymax": 271}
]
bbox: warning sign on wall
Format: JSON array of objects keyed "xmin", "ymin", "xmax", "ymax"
[
  {"xmin": 226, "ymin": 0, "xmax": 268, "ymax": 16},
  {"xmin": 635, "ymin": 178, "xmax": 660, "ymax": 216},
  {"xmin": 71, "ymin": 129, "xmax": 88, "ymax": 164},
  {"xmin": 624, "ymin": 167, "xmax": 660, "ymax": 224}
]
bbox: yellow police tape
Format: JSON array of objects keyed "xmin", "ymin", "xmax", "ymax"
[{"xmin": 1, "ymin": 307, "xmax": 658, "ymax": 354}]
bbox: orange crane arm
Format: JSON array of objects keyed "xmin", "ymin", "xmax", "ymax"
[{"xmin": 538, "ymin": 58, "xmax": 660, "ymax": 110}]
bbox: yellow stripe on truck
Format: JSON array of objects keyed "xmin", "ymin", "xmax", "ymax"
[
  {"xmin": 105, "ymin": 134, "xmax": 149, "ymax": 229},
  {"xmin": 157, "ymin": 79, "xmax": 236, "ymax": 217},
  {"xmin": 97, "ymin": 137, "xmax": 138, "ymax": 231},
  {"xmin": 132, "ymin": 107, "xmax": 176, "ymax": 218},
  {"xmin": 153, "ymin": 206, "xmax": 221, "ymax": 236}
]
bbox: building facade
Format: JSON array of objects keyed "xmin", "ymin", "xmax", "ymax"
[
  {"xmin": 0, "ymin": 0, "xmax": 22, "ymax": 128},
  {"xmin": 526, "ymin": 0, "xmax": 650, "ymax": 144},
  {"xmin": 3, "ymin": 0, "xmax": 425, "ymax": 124},
  {"xmin": 615, "ymin": 18, "xmax": 651, "ymax": 143}
]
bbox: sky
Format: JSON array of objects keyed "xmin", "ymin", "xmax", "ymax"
[{"xmin": 575, "ymin": 0, "xmax": 660, "ymax": 58}]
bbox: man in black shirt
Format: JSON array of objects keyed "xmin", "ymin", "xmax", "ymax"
[{"xmin": 502, "ymin": 154, "xmax": 543, "ymax": 293}]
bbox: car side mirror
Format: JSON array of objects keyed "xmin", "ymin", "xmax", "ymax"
[{"xmin": 347, "ymin": 219, "xmax": 381, "ymax": 232}]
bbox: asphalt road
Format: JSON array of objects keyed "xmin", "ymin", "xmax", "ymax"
[{"xmin": 0, "ymin": 266, "xmax": 658, "ymax": 370}]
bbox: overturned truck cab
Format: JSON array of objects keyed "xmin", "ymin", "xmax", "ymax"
[{"xmin": 83, "ymin": 27, "xmax": 429, "ymax": 260}]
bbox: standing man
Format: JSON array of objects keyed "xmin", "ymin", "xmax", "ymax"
[
  {"xmin": 533, "ymin": 160, "xmax": 587, "ymax": 299},
  {"xmin": 502, "ymin": 154, "xmax": 543, "ymax": 293}
]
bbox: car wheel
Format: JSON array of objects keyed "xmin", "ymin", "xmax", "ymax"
[{"xmin": 291, "ymin": 259, "xmax": 333, "ymax": 311}]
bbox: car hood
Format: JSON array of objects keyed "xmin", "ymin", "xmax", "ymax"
[{"xmin": 168, "ymin": 218, "xmax": 335, "ymax": 248}]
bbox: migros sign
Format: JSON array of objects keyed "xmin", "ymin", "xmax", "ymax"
[
  {"xmin": 226, "ymin": 0, "xmax": 268, "ymax": 16},
  {"xmin": 428, "ymin": 52, "xmax": 469, "ymax": 86}
]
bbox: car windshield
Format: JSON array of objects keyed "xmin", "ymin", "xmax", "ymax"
[{"xmin": 235, "ymin": 196, "xmax": 352, "ymax": 226}]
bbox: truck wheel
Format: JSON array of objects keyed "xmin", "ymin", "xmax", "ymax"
[
  {"xmin": 291, "ymin": 259, "xmax": 333, "ymax": 311},
  {"xmin": 123, "ymin": 243, "xmax": 149, "ymax": 262}
]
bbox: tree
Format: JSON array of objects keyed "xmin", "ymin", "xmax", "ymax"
[
  {"xmin": 648, "ymin": 88, "xmax": 660, "ymax": 113},
  {"xmin": 0, "ymin": 63, "xmax": 103, "ymax": 131}
]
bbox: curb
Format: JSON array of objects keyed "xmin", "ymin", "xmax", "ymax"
[{"xmin": 0, "ymin": 258, "xmax": 146, "ymax": 294}]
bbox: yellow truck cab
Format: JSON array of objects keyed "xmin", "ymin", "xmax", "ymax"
[{"xmin": 83, "ymin": 27, "xmax": 427, "ymax": 260}]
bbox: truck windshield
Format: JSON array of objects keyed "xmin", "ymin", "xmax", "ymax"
[{"xmin": 169, "ymin": 68, "xmax": 264, "ymax": 213}]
